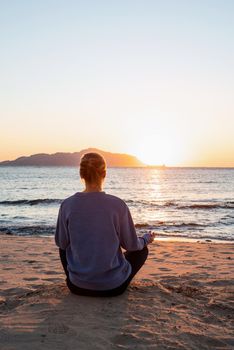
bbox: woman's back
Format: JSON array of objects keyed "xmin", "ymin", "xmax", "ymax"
[{"xmin": 55, "ymin": 191, "xmax": 140, "ymax": 290}]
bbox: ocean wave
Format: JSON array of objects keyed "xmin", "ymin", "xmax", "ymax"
[
  {"xmin": 135, "ymin": 222, "xmax": 206, "ymax": 230},
  {"xmin": 177, "ymin": 202, "xmax": 234, "ymax": 210},
  {"xmin": 135, "ymin": 222, "xmax": 165, "ymax": 229},
  {"xmin": 0, "ymin": 225, "xmax": 55, "ymax": 235},
  {"xmin": 126, "ymin": 199, "xmax": 234, "ymax": 210},
  {"xmin": 0, "ymin": 199, "xmax": 62, "ymax": 206},
  {"xmin": 1, "ymin": 197, "xmax": 234, "ymax": 210},
  {"xmin": 0, "ymin": 221, "xmax": 206, "ymax": 235}
]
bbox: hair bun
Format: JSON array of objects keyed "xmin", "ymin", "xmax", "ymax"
[{"xmin": 80, "ymin": 153, "xmax": 106, "ymax": 183}]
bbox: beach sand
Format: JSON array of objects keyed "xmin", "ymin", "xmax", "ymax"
[{"xmin": 0, "ymin": 235, "xmax": 233, "ymax": 350}]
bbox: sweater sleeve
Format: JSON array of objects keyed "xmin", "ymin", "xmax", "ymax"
[
  {"xmin": 118, "ymin": 204, "xmax": 146, "ymax": 251},
  {"xmin": 55, "ymin": 204, "xmax": 70, "ymax": 250}
]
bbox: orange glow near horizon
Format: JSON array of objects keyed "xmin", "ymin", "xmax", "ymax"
[{"xmin": 0, "ymin": 138, "xmax": 234, "ymax": 168}]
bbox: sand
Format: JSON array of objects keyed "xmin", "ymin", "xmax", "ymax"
[{"xmin": 0, "ymin": 235, "xmax": 233, "ymax": 350}]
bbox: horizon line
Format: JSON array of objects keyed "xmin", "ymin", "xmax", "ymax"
[{"xmin": 0, "ymin": 148, "xmax": 233, "ymax": 168}]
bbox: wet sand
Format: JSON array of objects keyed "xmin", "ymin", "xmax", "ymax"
[{"xmin": 0, "ymin": 235, "xmax": 233, "ymax": 349}]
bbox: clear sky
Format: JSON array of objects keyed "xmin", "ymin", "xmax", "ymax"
[{"xmin": 1, "ymin": 0, "xmax": 234, "ymax": 166}]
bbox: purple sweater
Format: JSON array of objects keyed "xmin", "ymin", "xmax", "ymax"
[{"xmin": 55, "ymin": 192, "xmax": 151, "ymax": 290}]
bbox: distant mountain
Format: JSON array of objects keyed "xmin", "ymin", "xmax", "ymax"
[{"xmin": 0, "ymin": 148, "xmax": 145, "ymax": 167}]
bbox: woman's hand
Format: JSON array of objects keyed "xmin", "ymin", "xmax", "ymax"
[
  {"xmin": 147, "ymin": 231, "xmax": 156, "ymax": 244},
  {"xmin": 142, "ymin": 231, "xmax": 156, "ymax": 245}
]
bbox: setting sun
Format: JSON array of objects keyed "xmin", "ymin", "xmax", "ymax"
[
  {"xmin": 132, "ymin": 129, "xmax": 187, "ymax": 166},
  {"xmin": 137, "ymin": 140, "xmax": 182, "ymax": 166}
]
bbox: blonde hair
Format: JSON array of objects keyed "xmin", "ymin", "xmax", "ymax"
[{"xmin": 79, "ymin": 153, "xmax": 106, "ymax": 184}]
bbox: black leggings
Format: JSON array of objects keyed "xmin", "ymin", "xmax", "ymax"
[{"xmin": 59, "ymin": 246, "xmax": 148, "ymax": 297}]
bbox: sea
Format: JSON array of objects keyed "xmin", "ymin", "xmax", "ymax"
[{"xmin": 0, "ymin": 167, "xmax": 234, "ymax": 242}]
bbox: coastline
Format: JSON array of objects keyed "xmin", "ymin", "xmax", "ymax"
[
  {"xmin": 2, "ymin": 231, "xmax": 234, "ymax": 244},
  {"xmin": 0, "ymin": 235, "xmax": 233, "ymax": 349},
  {"xmin": 154, "ymin": 236, "xmax": 234, "ymax": 244}
]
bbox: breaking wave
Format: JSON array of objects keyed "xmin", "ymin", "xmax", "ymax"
[
  {"xmin": 126, "ymin": 200, "xmax": 234, "ymax": 210},
  {"xmin": 1, "ymin": 198, "xmax": 234, "ymax": 210},
  {"xmin": 0, "ymin": 199, "xmax": 62, "ymax": 206}
]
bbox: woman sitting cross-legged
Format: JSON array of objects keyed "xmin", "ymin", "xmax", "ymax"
[{"xmin": 55, "ymin": 152, "xmax": 155, "ymax": 297}]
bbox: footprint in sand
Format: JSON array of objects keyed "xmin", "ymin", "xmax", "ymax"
[
  {"xmin": 42, "ymin": 271, "xmax": 61, "ymax": 275},
  {"xmin": 3, "ymin": 287, "xmax": 31, "ymax": 296},
  {"xmin": 30, "ymin": 284, "xmax": 44, "ymax": 289},
  {"xmin": 23, "ymin": 260, "xmax": 37, "ymax": 264},
  {"xmin": 32, "ymin": 265, "xmax": 43, "ymax": 269},
  {"xmin": 163, "ymin": 253, "xmax": 172, "ymax": 258},
  {"xmin": 23, "ymin": 277, "xmax": 39, "ymax": 281},
  {"xmin": 153, "ymin": 258, "xmax": 164, "ymax": 262}
]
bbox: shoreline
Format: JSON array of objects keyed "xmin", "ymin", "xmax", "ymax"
[
  {"xmin": 0, "ymin": 234, "xmax": 233, "ymax": 349},
  {"xmin": 155, "ymin": 236, "xmax": 234, "ymax": 244},
  {"xmin": 1, "ymin": 231, "xmax": 234, "ymax": 245}
]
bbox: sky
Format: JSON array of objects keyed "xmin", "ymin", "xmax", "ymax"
[{"xmin": 0, "ymin": 0, "xmax": 234, "ymax": 166}]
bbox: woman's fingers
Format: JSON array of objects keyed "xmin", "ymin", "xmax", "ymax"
[
  {"xmin": 146, "ymin": 231, "xmax": 156, "ymax": 244},
  {"xmin": 150, "ymin": 231, "xmax": 156, "ymax": 242}
]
